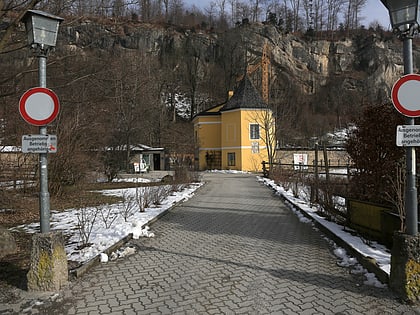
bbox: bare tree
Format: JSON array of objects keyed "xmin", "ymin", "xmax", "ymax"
[
  {"xmin": 162, "ymin": 0, "xmax": 170, "ymax": 19},
  {"xmin": 169, "ymin": 0, "xmax": 184, "ymax": 24},
  {"xmin": 326, "ymin": 0, "xmax": 344, "ymax": 32},
  {"xmin": 228, "ymin": 0, "xmax": 238, "ymax": 25},
  {"xmin": 214, "ymin": 0, "xmax": 226, "ymax": 19},
  {"xmin": 286, "ymin": 0, "xmax": 301, "ymax": 32},
  {"xmin": 213, "ymin": 0, "xmax": 230, "ymax": 29},
  {"xmin": 312, "ymin": 0, "xmax": 326, "ymax": 31},
  {"xmin": 105, "ymin": 53, "xmax": 156, "ymax": 170},
  {"xmin": 182, "ymin": 35, "xmax": 202, "ymax": 121},
  {"xmin": 249, "ymin": 0, "xmax": 266, "ymax": 23},
  {"xmin": 140, "ymin": 0, "xmax": 152, "ymax": 20},
  {"xmin": 112, "ymin": 0, "xmax": 126, "ymax": 17},
  {"xmin": 301, "ymin": 0, "xmax": 313, "ymax": 30},
  {"xmin": 385, "ymin": 162, "xmax": 406, "ymax": 232},
  {"xmin": 0, "ymin": 0, "xmax": 42, "ymax": 53},
  {"xmin": 344, "ymin": 0, "xmax": 367, "ymax": 29},
  {"xmin": 204, "ymin": 2, "xmax": 217, "ymax": 28},
  {"xmin": 236, "ymin": 1, "xmax": 253, "ymax": 22},
  {"xmin": 249, "ymin": 108, "xmax": 276, "ymax": 168}
]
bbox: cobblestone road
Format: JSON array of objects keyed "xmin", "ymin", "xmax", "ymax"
[{"xmin": 45, "ymin": 173, "xmax": 417, "ymax": 314}]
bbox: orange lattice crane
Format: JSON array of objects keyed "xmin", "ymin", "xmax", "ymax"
[
  {"xmin": 238, "ymin": 42, "xmax": 271, "ymax": 103},
  {"xmin": 261, "ymin": 42, "xmax": 270, "ymax": 103}
]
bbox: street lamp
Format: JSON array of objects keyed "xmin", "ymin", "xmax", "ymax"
[
  {"xmin": 23, "ymin": 10, "xmax": 63, "ymax": 51},
  {"xmin": 381, "ymin": 0, "xmax": 420, "ymax": 33},
  {"xmin": 381, "ymin": 0, "xmax": 419, "ymax": 236},
  {"xmin": 21, "ymin": 10, "xmax": 63, "ymax": 233},
  {"xmin": 381, "ymin": 3, "xmax": 420, "ymax": 303}
]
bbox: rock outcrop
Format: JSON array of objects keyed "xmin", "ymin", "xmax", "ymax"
[{"xmin": 58, "ymin": 21, "xmax": 411, "ymax": 106}]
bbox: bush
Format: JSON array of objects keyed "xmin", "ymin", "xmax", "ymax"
[
  {"xmin": 173, "ymin": 165, "xmax": 200, "ymax": 184},
  {"xmin": 76, "ymin": 205, "xmax": 99, "ymax": 248},
  {"xmin": 150, "ymin": 185, "xmax": 170, "ymax": 206},
  {"xmin": 121, "ymin": 191, "xmax": 137, "ymax": 221},
  {"xmin": 346, "ymin": 103, "xmax": 405, "ymax": 205}
]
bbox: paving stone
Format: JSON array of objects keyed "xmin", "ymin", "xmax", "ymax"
[{"xmin": 36, "ymin": 173, "xmax": 419, "ymax": 315}]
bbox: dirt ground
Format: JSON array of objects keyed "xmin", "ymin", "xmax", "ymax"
[{"xmin": 1, "ymin": 192, "xmax": 47, "ymax": 304}]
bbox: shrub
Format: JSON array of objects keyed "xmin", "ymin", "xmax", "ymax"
[
  {"xmin": 76, "ymin": 205, "xmax": 99, "ymax": 248},
  {"xmin": 121, "ymin": 191, "xmax": 137, "ymax": 221},
  {"xmin": 98, "ymin": 204, "xmax": 118, "ymax": 229},
  {"xmin": 346, "ymin": 103, "xmax": 405, "ymax": 205}
]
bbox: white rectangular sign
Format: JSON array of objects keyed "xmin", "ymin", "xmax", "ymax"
[
  {"xmin": 293, "ymin": 153, "xmax": 308, "ymax": 170},
  {"xmin": 22, "ymin": 134, "xmax": 57, "ymax": 153},
  {"xmin": 396, "ymin": 125, "xmax": 420, "ymax": 147}
]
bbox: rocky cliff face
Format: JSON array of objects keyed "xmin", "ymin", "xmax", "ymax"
[
  {"xmin": 241, "ymin": 24, "xmax": 407, "ymax": 103},
  {"xmin": 60, "ymin": 21, "xmax": 411, "ymax": 102},
  {"xmin": 54, "ymin": 19, "xmax": 417, "ymax": 138}
]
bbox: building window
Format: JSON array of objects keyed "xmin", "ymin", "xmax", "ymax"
[
  {"xmin": 227, "ymin": 152, "xmax": 235, "ymax": 166},
  {"xmin": 250, "ymin": 124, "xmax": 260, "ymax": 140},
  {"xmin": 251, "ymin": 142, "xmax": 259, "ymax": 153}
]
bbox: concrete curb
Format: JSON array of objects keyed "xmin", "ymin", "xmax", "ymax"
[
  {"xmin": 277, "ymin": 193, "xmax": 390, "ymax": 285},
  {"xmin": 69, "ymin": 182, "xmax": 206, "ymax": 279}
]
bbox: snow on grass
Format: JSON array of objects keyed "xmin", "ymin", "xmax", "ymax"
[
  {"xmin": 11, "ymin": 182, "xmax": 203, "ymax": 264},
  {"xmin": 9, "ymin": 171, "xmax": 389, "ymax": 289}
]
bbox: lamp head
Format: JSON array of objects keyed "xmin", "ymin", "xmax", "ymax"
[
  {"xmin": 380, "ymin": 0, "xmax": 420, "ymax": 33},
  {"xmin": 21, "ymin": 10, "xmax": 63, "ymax": 48}
]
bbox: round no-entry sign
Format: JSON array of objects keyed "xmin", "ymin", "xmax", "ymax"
[
  {"xmin": 19, "ymin": 87, "xmax": 60, "ymax": 126},
  {"xmin": 391, "ymin": 74, "xmax": 420, "ymax": 117}
]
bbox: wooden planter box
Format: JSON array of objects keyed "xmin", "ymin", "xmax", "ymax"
[{"xmin": 346, "ymin": 199, "xmax": 402, "ymax": 247}]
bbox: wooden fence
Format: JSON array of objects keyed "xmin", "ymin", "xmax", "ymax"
[
  {"xmin": 262, "ymin": 160, "xmax": 353, "ymax": 182},
  {"xmin": 0, "ymin": 166, "xmax": 38, "ymax": 191},
  {"xmin": 262, "ymin": 151, "xmax": 355, "ymax": 222}
]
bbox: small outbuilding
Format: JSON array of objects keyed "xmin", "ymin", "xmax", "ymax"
[{"xmin": 129, "ymin": 144, "xmax": 165, "ymax": 172}]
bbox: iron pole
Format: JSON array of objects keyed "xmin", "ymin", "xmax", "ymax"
[
  {"xmin": 403, "ymin": 35, "xmax": 418, "ymax": 236},
  {"xmin": 38, "ymin": 51, "xmax": 50, "ymax": 233}
]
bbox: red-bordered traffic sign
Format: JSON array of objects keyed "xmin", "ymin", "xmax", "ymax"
[
  {"xmin": 19, "ymin": 87, "xmax": 60, "ymax": 126},
  {"xmin": 391, "ymin": 74, "xmax": 420, "ymax": 117}
]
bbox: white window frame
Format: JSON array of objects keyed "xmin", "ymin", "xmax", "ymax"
[
  {"xmin": 250, "ymin": 123, "xmax": 260, "ymax": 140},
  {"xmin": 251, "ymin": 141, "xmax": 259, "ymax": 154}
]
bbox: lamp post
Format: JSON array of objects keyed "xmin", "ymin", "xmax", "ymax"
[
  {"xmin": 381, "ymin": 0, "xmax": 419, "ymax": 236},
  {"xmin": 21, "ymin": 10, "xmax": 63, "ymax": 233}
]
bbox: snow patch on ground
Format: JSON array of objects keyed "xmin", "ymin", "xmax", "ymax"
[{"xmin": 11, "ymin": 182, "xmax": 203, "ymax": 264}]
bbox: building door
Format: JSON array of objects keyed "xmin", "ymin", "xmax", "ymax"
[{"xmin": 153, "ymin": 154, "xmax": 161, "ymax": 170}]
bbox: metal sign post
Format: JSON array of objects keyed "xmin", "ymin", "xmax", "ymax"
[
  {"xmin": 21, "ymin": 9, "xmax": 68, "ymax": 293},
  {"xmin": 19, "ymin": 59, "xmax": 60, "ymax": 233},
  {"xmin": 390, "ymin": 48, "xmax": 419, "ymax": 236},
  {"xmin": 38, "ymin": 54, "xmax": 50, "ymax": 233}
]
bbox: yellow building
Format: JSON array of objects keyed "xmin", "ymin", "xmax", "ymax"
[{"xmin": 193, "ymin": 76, "xmax": 275, "ymax": 172}]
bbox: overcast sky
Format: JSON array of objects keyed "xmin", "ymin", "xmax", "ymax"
[{"xmin": 183, "ymin": 0, "xmax": 391, "ymax": 29}]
